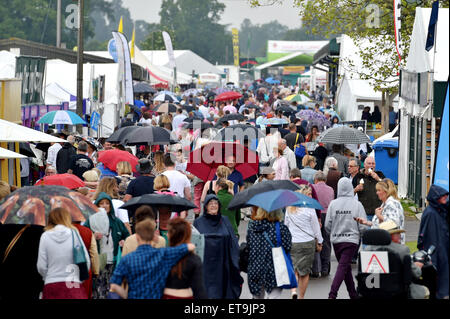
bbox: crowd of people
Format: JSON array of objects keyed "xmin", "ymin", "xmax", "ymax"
[{"xmin": 0, "ymin": 83, "xmax": 448, "ymax": 300}]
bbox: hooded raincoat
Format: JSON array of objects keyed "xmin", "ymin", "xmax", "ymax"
[
  {"xmin": 193, "ymin": 194, "xmax": 242, "ymax": 299},
  {"xmin": 418, "ymin": 185, "xmax": 449, "ymax": 299}
]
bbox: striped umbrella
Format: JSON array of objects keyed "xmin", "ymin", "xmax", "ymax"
[
  {"xmin": 284, "ymin": 94, "xmax": 311, "ymax": 103},
  {"xmin": 316, "ymin": 126, "xmax": 371, "ymax": 144},
  {"xmin": 153, "ymin": 102, "xmax": 178, "ymax": 113},
  {"xmin": 37, "ymin": 110, "xmax": 86, "ymax": 125}
]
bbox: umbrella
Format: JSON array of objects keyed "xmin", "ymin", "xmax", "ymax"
[
  {"xmin": 245, "ymin": 104, "xmax": 260, "ymax": 109},
  {"xmin": 216, "ymin": 113, "xmax": 245, "ymax": 124},
  {"xmin": 123, "ymin": 126, "xmax": 176, "ymax": 145},
  {"xmin": 37, "ymin": 110, "xmax": 87, "ymax": 125},
  {"xmin": 19, "ymin": 143, "xmax": 36, "ymax": 158},
  {"xmin": 106, "ymin": 126, "xmax": 139, "ymax": 144},
  {"xmin": 97, "ymin": 149, "xmax": 139, "ymax": 173},
  {"xmin": 153, "ymin": 102, "xmax": 178, "ymax": 114},
  {"xmin": 323, "ymin": 110, "xmax": 341, "ymax": 121},
  {"xmin": 265, "ymin": 77, "xmax": 280, "ymax": 84},
  {"xmin": 246, "ymin": 189, "xmax": 323, "ymax": 212},
  {"xmin": 214, "ymin": 124, "xmax": 265, "ymax": 144},
  {"xmin": 0, "ymin": 186, "xmax": 98, "ymax": 225},
  {"xmin": 182, "ymin": 121, "xmax": 213, "ymax": 130},
  {"xmin": 0, "ymin": 118, "xmax": 67, "ymax": 143},
  {"xmin": 182, "ymin": 104, "xmax": 196, "ymax": 113},
  {"xmin": 154, "ymin": 94, "xmax": 178, "ymax": 103},
  {"xmin": 227, "ymin": 180, "xmax": 301, "ymax": 210},
  {"xmin": 182, "ymin": 88, "xmax": 200, "ymax": 97},
  {"xmin": 133, "ymin": 82, "xmax": 156, "ymax": 94},
  {"xmin": 276, "ymin": 105, "xmax": 297, "ymax": 114},
  {"xmin": 297, "ymin": 109, "xmax": 331, "ymax": 132},
  {"xmin": 260, "ymin": 118, "xmax": 289, "ymax": 125},
  {"xmin": 183, "ymin": 116, "xmax": 203, "ymax": 123},
  {"xmin": 187, "ymin": 141, "xmax": 259, "ymax": 181},
  {"xmin": 35, "ymin": 173, "xmax": 85, "ymax": 189},
  {"xmin": 120, "ymin": 193, "xmax": 197, "ymax": 212},
  {"xmin": 82, "ymin": 136, "xmax": 103, "ymax": 151},
  {"xmin": 214, "ymin": 87, "xmax": 232, "ymax": 95},
  {"xmin": 0, "ymin": 147, "xmax": 27, "ymax": 159},
  {"xmin": 214, "ymin": 91, "xmax": 243, "ymax": 102},
  {"xmin": 284, "ymin": 94, "xmax": 311, "ymax": 103},
  {"xmin": 316, "ymin": 126, "xmax": 371, "ymax": 144}
]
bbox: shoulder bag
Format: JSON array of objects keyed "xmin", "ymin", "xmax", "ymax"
[
  {"xmin": 294, "ymin": 134, "xmax": 306, "ymax": 158},
  {"xmin": 264, "ymin": 222, "xmax": 298, "ymax": 289},
  {"xmin": 72, "ymin": 229, "xmax": 89, "ymax": 281}
]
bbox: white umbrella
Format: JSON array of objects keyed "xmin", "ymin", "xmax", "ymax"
[
  {"xmin": 0, "ymin": 147, "xmax": 27, "ymax": 159},
  {"xmin": 0, "ymin": 118, "xmax": 66, "ymax": 143}
]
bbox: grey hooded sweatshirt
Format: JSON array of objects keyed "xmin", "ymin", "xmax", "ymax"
[{"xmin": 325, "ymin": 177, "xmax": 368, "ymax": 245}]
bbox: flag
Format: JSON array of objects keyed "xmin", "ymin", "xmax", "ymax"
[
  {"xmin": 162, "ymin": 31, "xmax": 176, "ymax": 69},
  {"xmin": 112, "ymin": 31, "xmax": 134, "ymax": 105},
  {"xmin": 426, "ymin": 1, "xmax": 439, "ymax": 52},
  {"xmin": 130, "ymin": 26, "xmax": 135, "ymax": 60},
  {"xmin": 393, "ymin": 0, "xmax": 402, "ymax": 60},
  {"xmin": 118, "ymin": 16, "xmax": 123, "ymax": 33}
]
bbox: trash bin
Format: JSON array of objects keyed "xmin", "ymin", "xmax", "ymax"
[{"xmin": 373, "ymin": 138, "xmax": 399, "ymax": 184}]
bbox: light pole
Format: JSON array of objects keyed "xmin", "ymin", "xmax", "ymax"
[{"xmin": 56, "ymin": 0, "xmax": 61, "ymax": 47}]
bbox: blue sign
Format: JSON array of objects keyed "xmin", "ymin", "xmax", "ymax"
[
  {"xmin": 433, "ymin": 85, "xmax": 449, "ymax": 191},
  {"xmin": 90, "ymin": 111, "xmax": 100, "ymax": 132},
  {"xmin": 108, "ymin": 38, "xmax": 118, "ymax": 63}
]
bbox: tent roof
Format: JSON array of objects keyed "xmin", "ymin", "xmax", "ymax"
[
  {"xmin": 345, "ymin": 77, "xmax": 382, "ymax": 101},
  {"xmin": 255, "ymin": 51, "xmax": 311, "ymax": 70},
  {"xmin": 0, "ymin": 118, "xmax": 67, "ymax": 143},
  {"xmin": 0, "ymin": 147, "xmax": 27, "ymax": 159},
  {"xmin": 405, "ymin": 7, "xmax": 449, "ymax": 81}
]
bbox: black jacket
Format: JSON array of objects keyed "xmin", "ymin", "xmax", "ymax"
[{"xmin": 56, "ymin": 142, "xmax": 77, "ymax": 174}]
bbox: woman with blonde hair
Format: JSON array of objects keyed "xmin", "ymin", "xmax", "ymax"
[
  {"xmin": 154, "ymin": 174, "xmax": 171, "ymax": 192},
  {"xmin": 152, "ymin": 174, "xmax": 175, "ymax": 243},
  {"xmin": 300, "ymin": 155, "xmax": 318, "ymax": 184},
  {"xmin": 200, "ymin": 165, "xmax": 234, "ymax": 205},
  {"xmin": 285, "ymin": 185, "xmax": 323, "ymax": 299},
  {"xmin": 355, "ymin": 178, "xmax": 405, "ymax": 243},
  {"xmin": 246, "ymin": 207, "xmax": 292, "ymax": 299},
  {"xmin": 116, "ymin": 161, "xmax": 134, "ymax": 199},
  {"xmin": 92, "ymin": 177, "xmax": 131, "ymax": 235},
  {"xmin": 37, "ymin": 207, "xmax": 90, "ymax": 299},
  {"xmin": 152, "ymin": 151, "xmax": 166, "ymax": 176}
]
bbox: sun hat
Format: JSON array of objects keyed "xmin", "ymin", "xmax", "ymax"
[{"xmin": 379, "ymin": 220, "xmax": 405, "ymax": 234}]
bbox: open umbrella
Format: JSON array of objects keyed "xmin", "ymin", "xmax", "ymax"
[
  {"xmin": 265, "ymin": 77, "xmax": 280, "ymax": 85},
  {"xmin": 35, "ymin": 174, "xmax": 85, "ymax": 189},
  {"xmin": 284, "ymin": 94, "xmax": 311, "ymax": 103},
  {"xmin": 246, "ymin": 189, "xmax": 322, "ymax": 212},
  {"xmin": 124, "ymin": 126, "xmax": 176, "ymax": 145},
  {"xmin": 276, "ymin": 105, "xmax": 297, "ymax": 114},
  {"xmin": 214, "ymin": 87, "xmax": 232, "ymax": 95},
  {"xmin": 37, "ymin": 110, "xmax": 87, "ymax": 125},
  {"xmin": 19, "ymin": 143, "xmax": 36, "ymax": 158},
  {"xmin": 106, "ymin": 126, "xmax": 139, "ymax": 144},
  {"xmin": 316, "ymin": 126, "xmax": 371, "ymax": 144},
  {"xmin": 227, "ymin": 180, "xmax": 301, "ymax": 210},
  {"xmin": 153, "ymin": 102, "xmax": 178, "ymax": 114},
  {"xmin": 120, "ymin": 193, "xmax": 197, "ymax": 212},
  {"xmin": 216, "ymin": 113, "xmax": 245, "ymax": 124},
  {"xmin": 214, "ymin": 91, "xmax": 243, "ymax": 102},
  {"xmin": 187, "ymin": 141, "xmax": 259, "ymax": 181},
  {"xmin": 0, "ymin": 186, "xmax": 98, "ymax": 225},
  {"xmin": 182, "ymin": 121, "xmax": 213, "ymax": 130},
  {"xmin": 133, "ymin": 82, "xmax": 156, "ymax": 94},
  {"xmin": 214, "ymin": 124, "xmax": 265, "ymax": 144},
  {"xmin": 97, "ymin": 149, "xmax": 139, "ymax": 173},
  {"xmin": 260, "ymin": 118, "xmax": 289, "ymax": 126},
  {"xmin": 0, "ymin": 147, "xmax": 27, "ymax": 159},
  {"xmin": 297, "ymin": 109, "xmax": 331, "ymax": 132},
  {"xmin": 182, "ymin": 88, "xmax": 200, "ymax": 97}
]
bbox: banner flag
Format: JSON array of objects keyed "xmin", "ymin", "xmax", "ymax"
[{"xmin": 112, "ymin": 31, "xmax": 134, "ymax": 105}]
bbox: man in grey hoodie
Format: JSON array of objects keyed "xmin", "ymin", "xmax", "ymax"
[{"xmin": 325, "ymin": 177, "xmax": 368, "ymax": 299}]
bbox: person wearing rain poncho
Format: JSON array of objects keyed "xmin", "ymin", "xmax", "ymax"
[{"xmin": 84, "ymin": 192, "xmax": 130, "ymax": 299}]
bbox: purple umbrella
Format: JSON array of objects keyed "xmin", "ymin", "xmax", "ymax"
[{"xmin": 297, "ymin": 110, "xmax": 331, "ymax": 132}]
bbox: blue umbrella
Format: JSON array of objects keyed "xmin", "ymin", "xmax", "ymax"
[
  {"xmin": 246, "ymin": 189, "xmax": 322, "ymax": 212},
  {"xmin": 260, "ymin": 118, "xmax": 289, "ymax": 125},
  {"xmin": 265, "ymin": 77, "xmax": 280, "ymax": 84},
  {"xmin": 37, "ymin": 110, "xmax": 87, "ymax": 125}
]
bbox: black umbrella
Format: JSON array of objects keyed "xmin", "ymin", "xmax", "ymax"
[
  {"xmin": 182, "ymin": 104, "xmax": 196, "ymax": 113},
  {"xmin": 123, "ymin": 126, "xmax": 175, "ymax": 145},
  {"xmin": 106, "ymin": 126, "xmax": 139, "ymax": 144},
  {"xmin": 214, "ymin": 124, "xmax": 265, "ymax": 143},
  {"xmin": 19, "ymin": 143, "xmax": 36, "ymax": 158},
  {"xmin": 227, "ymin": 180, "xmax": 301, "ymax": 210},
  {"xmin": 133, "ymin": 82, "xmax": 156, "ymax": 94},
  {"xmin": 183, "ymin": 116, "xmax": 203, "ymax": 123},
  {"xmin": 120, "ymin": 193, "xmax": 197, "ymax": 212},
  {"xmin": 182, "ymin": 121, "xmax": 213, "ymax": 130},
  {"xmin": 246, "ymin": 104, "xmax": 260, "ymax": 109},
  {"xmin": 153, "ymin": 103, "xmax": 178, "ymax": 113},
  {"xmin": 276, "ymin": 105, "xmax": 297, "ymax": 114},
  {"xmin": 217, "ymin": 113, "xmax": 245, "ymax": 123}
]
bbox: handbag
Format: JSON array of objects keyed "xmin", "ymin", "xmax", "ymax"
[
  {"xmin": 72, "ymin": 229, "xmax": 89, "ymax": 282},
  {"xmin": 264, "ymin": 222, "xmax": 297, "ymax": 289},
  {"xmin": 294, "ymin": 134, "xmax": 307, "ymax": 158},
  {"xmin": 286, "ymin": 213, "xmax": 322, "ymax": 252}
]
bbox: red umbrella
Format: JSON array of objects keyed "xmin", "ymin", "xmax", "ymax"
[
  {"xmin": 97, "ymin": 149, "xmax": 139, "ymax": 173},
  {"xmin": 187, "ymin": 141, "xmax": 259, "ymax": 181},
  {"xmin": 35, "ymin": 174, "xmax": 85, "ymax": 189},
  {"xmin": 214, "ymin": 91, "xmax": 243, "ymax": 102}
]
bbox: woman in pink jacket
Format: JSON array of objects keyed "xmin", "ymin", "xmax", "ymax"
[{"xmin": 272, "ymin": 147, "xmax": 290, "ymax": 180}]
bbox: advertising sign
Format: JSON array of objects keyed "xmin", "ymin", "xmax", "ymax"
[
  {"xmin": 232, "ymin": 28, "xmax": 240, "ymax": 67},
  {"xmin": 15, "ymin": 56, "xmax": 46, "ymax": 105}
]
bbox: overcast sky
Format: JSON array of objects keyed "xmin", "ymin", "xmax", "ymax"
[{"xmin": 122, "ymin": 0, "xmax": 302, "ymax": 30}]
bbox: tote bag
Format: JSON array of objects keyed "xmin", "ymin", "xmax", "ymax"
[
  {"xmin": 72, "ymin": 230, "xmax": 89, "ymax": 282},
  {"xmin": 264, "ymin": 222, "xmax": 297, "ymax": 289}
]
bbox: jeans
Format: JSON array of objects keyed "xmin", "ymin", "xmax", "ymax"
[{"xmin": 329, "ymin": 242, "xmax": 359, "ymax": 299}]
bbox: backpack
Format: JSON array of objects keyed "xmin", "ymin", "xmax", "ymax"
[{"xmin": 294, "ymin": 133, "xmax": 306, "ymax": 158}]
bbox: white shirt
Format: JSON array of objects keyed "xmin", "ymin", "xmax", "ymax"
[
  {"xmin": 46, "ymin": 143, "xmax": 62, "ymax": 169},
  {"xmin": 285, "ymin": 208, "xmax": 323, "ymax": 244},
  {"xmin": 199, "ymin": 105, "xmax": 210, "ymax": 119},
  {"xmin": 162, "ymin": 169, "xmax": 191, "ymax": 198},
  {"xmin": 112, "ymin": 199, "xmax": 129, "ymax": 224},
  {"xmin": 139, "ymin": 118, "xmax": 153, "ymax": 126},
  {"xmin": 282, "ymin": 147, "xmax": 297, "ymax": 171},
  {"xmin": 172, "ymin": 114, "xmax": 187, "ymax": 131}
]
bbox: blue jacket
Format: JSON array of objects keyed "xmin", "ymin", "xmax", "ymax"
[{"xmin": 418, "ymin": 185, "xmax": 449, "ymax": 299}]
